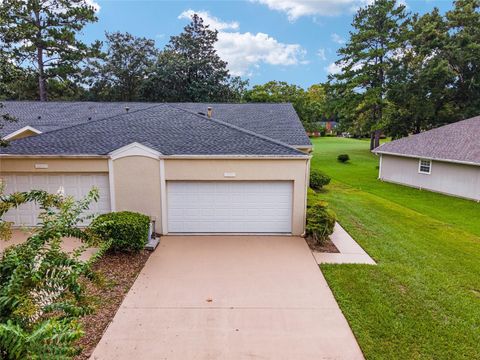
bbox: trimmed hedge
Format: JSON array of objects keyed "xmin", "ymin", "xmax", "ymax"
[
  {"xmin": 337, "ymin": 154, "xmax": 350, "ymax": 163},
  {"xmin": 310, "ymin": 169, "xmax": 331, "ymax": 190},
  {"xmin": 306, "ymin": 201, "xmax": 336, "ymax": 245},
  {"xmin": 89, "ymin": 211, "xmax": 150, "ymax": 252}
]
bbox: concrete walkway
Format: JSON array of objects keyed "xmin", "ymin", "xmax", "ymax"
[
  {"xmin": 91, "ymin": 236, "xmax": 364, "ymax": 360},
  {"xmin": 313, "ymin": 223, "xmax": 376, "ymax": 265}
]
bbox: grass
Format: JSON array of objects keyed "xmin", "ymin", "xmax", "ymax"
[{"xmin": 309, "ymin": 137, "xmax": 480, "ymax": 360}]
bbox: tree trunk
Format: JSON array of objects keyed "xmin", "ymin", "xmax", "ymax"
[
  {"xmin": 35, "ymin": 9, "xmax": 47, "ymax": 102},
  {"xmin": 38, "ymin": 47, "xmax": 47, "ymax": 101},
  {"xmin": 370, "ymin": 132, "xmax": 375, "ymax": 151},
  {"xmin": 374, "ymin": 129, "xmax": 381, "ymax": 149}
]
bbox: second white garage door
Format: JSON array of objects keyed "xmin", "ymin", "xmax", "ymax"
[
  {"xmin": 167, "ymin": 181, "xmax": 293, "ymax": 233},
  {"xmin": 1, "ymin": 173, "xmax": 111, "ymax": 226}
]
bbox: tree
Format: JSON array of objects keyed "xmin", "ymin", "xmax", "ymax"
[
  {"xmin": 0, "ymin": 0, "xmax": 100, "ymax": 101},
  {"xmin": 329, "ymin": 0, "xmax": 410, "ymax": 149},
  {"xmin": 386, "ymin": 8, "xmax": 455, "ymax": 138},
  {"xmin": 445, "ymin": 0, "xmax": 480, "ymax": 119},
  {"xmin": 244, "ymin": 81, "xmax": 328, "ymax": 129},
  {"xmin": 0, "ymin": 60, "xmax": 17, "ymax": 147},
  {"xmin": 0, "ymin": 187, "xmax": 110, "ymax": 358},
  {"xmin": 141, "ymin": 14, "xmax": 246, "ymax": 102},
  {"xmin": 86, "ymin": 32, "xmax": 158, "ymax": 101}
]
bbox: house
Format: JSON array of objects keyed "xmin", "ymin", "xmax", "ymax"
[
  {"xmin": 0, "ymin": 102, "xmax": 312, "ymax": 235},
  {"xmin": 373, "ymin": 116, "xmax": 480, "ymax": 201}
]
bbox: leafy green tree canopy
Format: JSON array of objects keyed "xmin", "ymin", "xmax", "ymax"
[
  {"xmin": 141, "ymin": 14, "xmax": 247, "ymax": 102},
  {"xmin": 0, "ymin": 0, "xmax": 101, "ymax": 101},
  {"xmin": 86, "ymin": 32, "xmax": 158, "ymax": 101}
]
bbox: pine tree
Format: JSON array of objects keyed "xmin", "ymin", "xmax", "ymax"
[
  {"xmin": 330, "ymin": 0, "xmax": 410, "ymax": 149},
  {"xmin": 0, "ymin": 0, "xmax": 100, "ymax": 101},
  {"xmin": 141, "ymin": 14, "xmax": 246, "ymax": 102}
]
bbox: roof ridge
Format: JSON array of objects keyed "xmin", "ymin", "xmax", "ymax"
[
  {"xmin": 166, "ymin": 104, "xmax": 305, "ymax": 155},
  {"xmin": 8, "ymin": 103, "xmax": 166, "ymax": 140}
]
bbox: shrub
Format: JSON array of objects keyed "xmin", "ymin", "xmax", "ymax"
[
  {"xmin": 309, "ymin": 169, "xmax": 331, "ymax": 190},
  {"xmin": 306, "ymin": 201, "xmax": 336, "ymax": 245},
  {"xmin": 89, "ymin": 211, "xmax": 150, "ymax": 252},
  {"xmin": 337, "ymin": 154, "xmax": 350, "ymax": 163},
  {"xmin": 0, "ymin": 188, "xmax": 109, "ymax": 359}
]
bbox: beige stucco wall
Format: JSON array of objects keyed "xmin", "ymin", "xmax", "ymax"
[
  {"xmin": 0, "ymin": 158, "xmax": 108, "ymax": 173},
  {"xmin": 165, "ymin": 159, "xmax": 309, "ymax": 235},
  {"xmin": 112, "ymin": 156, "xmax": 162, "ymax": 231},
  {"xmin": 380, "ymin": 154, "xmax": 480, "ymax": 201}
]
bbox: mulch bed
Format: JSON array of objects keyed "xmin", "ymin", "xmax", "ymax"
[
  {"xmin": 305, "ymin": 236, "xmax": 339, "ymax": 253},
  {"xmin": 74, "ymin": 250, "xmax": 151, "ymax": 360}
]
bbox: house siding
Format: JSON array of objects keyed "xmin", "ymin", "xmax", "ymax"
[{"xmin": 379, "ymin": 154, "xmax": 480, "ymax": 201}]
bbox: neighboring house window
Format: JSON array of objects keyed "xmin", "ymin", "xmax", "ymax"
[{"xmin": 418, "ymin": 159, "xmax": 432, "ymax": 174}]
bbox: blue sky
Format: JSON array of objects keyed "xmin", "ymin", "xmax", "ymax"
[{"xmin": 82, "ymin": 0, "xmax": 455, "ymax": 89}]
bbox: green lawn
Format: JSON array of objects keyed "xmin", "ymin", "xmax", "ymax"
[{"xmin": 309, "ymin": 137, "xmax": 480, "ymax": 360}]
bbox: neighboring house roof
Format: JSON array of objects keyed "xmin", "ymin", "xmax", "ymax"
[
  {"xmin": 1, "ymin": 101, "xmax": 311, "ymax": 147},
  {"xmin": 0, "ymin": 104, "xmax": 305, "ymax": 157},
  {"xmin": 374, "ymin": 115, "xmax": 480, "ymax": 165}
]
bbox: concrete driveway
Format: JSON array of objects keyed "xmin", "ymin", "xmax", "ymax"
[{"xmin": 91, "ymin": 236, "xmax": 364, "ymax": 360}]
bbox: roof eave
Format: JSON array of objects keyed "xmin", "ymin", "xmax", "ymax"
[
  {"xmin": 0, "ymin": 153, "xmax": 310, "ymax": 160},
  {"xmin": 373, "ymin": 150, "xmax": 480, "ymax": 167}
]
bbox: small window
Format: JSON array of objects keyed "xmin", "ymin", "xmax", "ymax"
[{"xmin": 418, "ymin": 159, "xmax": 431, "ymax": 174}]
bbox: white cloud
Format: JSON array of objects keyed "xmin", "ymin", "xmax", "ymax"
[
  {"xmin": 178, "ymin": 10, "xmax": 305, "ymax": 76},
  {"xmin": 326, "ymin": 62, "xmax": 343, "ymax": 75},
  {"xmin": 331, "ymin": 33, "xmax": 345, "ymax": 44},
  {"xmin": 216, "ymin": 32, "xmax": 306, "ymax": 76},
  {"xmin": 251, "ymin": 0, "xmax": 372, "ymax": 21},
  {"xmin": 325, "ymin": 60, "xmax": 362, "ymax": 75},
  {"xmin": 178, "ymin": 9, "xmax": 239, "ymax": 30},
  {"xmin": 317, "ymin": 48, "xmax": 326, "ymax": 61},
  {"xmin": 85, "ymin": 0, "xmax": 101, "ymax": 12}
]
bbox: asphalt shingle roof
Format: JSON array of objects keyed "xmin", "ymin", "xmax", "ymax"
[
  {"xmin": 172, "ymin": 103, "xmax": 311, "ymax": 146},
  {"xmin": 1, "ymin": 104, "xmax": 305, "ymax": 156},
  {"xmin": 374, "ymin": 116, "xmax": 480, "ymax": 165},
  {"xmin": 1, "ymin": 101, "xmax": 311, "ymax": 147}
]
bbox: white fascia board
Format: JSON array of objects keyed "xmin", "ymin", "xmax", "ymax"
[
  {"xmin": 162, "ymin": 154, "xmax": 311, "ymax": 160},
  {"xmin": 3, "ymin": 126, "xmax": 42, "ymax": 140},
  {"xmin": 109, "ymin": 142, "xmax": 162, "ymax": 160},
  {"xmin": 374, "ymin": 150, "xmax": 480, "ymax": 167}
]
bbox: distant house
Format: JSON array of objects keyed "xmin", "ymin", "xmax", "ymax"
[
  {"xmin": 373, "ymin": 116, "xmax": 480, "ymax": 201},
  {"xmin": 306, "ymin": 120, "xmax": 338, "ymax": 137}
]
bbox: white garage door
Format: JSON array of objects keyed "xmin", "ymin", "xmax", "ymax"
[
  {"xmin": 1, "ymin": 174, "xmax": 111, "ymax": 226},
  {"xmin": 167, "ymin": 181, "xmax": 293, "ymax": 233}
]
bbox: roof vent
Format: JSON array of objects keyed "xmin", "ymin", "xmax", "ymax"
[
  {"xmin": 125, "ymin": 106, "xmax": 130, "ymax": 113},
  {"xmin": 207, "ymin": 107, "xmax": 213, "ymax": 118},
  {"xmin": 37, "ymin": 115, "xmax": 41, "ymax": 119}
]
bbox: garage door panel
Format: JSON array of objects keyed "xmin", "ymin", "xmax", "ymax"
[
  {"xmin": 167, "ymin": 181, "xmax": 292, "ymax": 233},
  {"xmin": 1, "ymin": 174, "xmax": 111, "ymax": 227}
]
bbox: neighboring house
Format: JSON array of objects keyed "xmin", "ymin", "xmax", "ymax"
[
  {"xmin": 0, "ymin": 102, "xmax": 312, "ymax": 235},
  {"xmin": 373, "ymin": 116, "xmax": 480, "ymax": 201}
]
